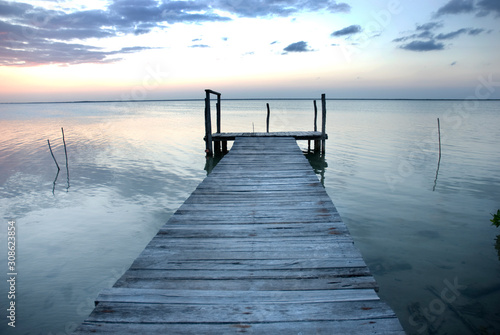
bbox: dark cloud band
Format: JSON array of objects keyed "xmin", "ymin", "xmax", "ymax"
[{"xmin": 0, "ymin": 0, "xmax": 350, "ymax": 66}]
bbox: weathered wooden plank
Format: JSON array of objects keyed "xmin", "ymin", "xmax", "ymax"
[
  {"xmin": 179, "ymin": 201, "xmax": 336, "ymax": 210},
  {"xmin": 144, "ymin": 236, "xmax": 356, "ymax": 250},
  {"xmin": 96, "ymin": 288, "xmax": 380, "ymax": 305},
  {"xmin": 126, "ymin": 258, "xmax": 366, "ymax": 271},
  {"xmin": 196, "ymin": 178, "xmax": 322, "ymax": 185},
  {"xmin": 157, "ymin": 223, "xmax": 350, "ymax": 238},
  {"xmin": 182, "ymin": 196, "xmax": 331, "ymax": 203},
  {"xmin": 129, "ymin": 246, "xmax": 361, "ymax": 261},
  {"xmin": 76, "ymin": 319, "xmax": 405, "ymax": 335},
  {"xmin": 115, "ymin": 268, "xmax": 373, "ymax": 283},
  {"xmin": 166, "ymin": 216, "xmax": 343, "ymax": 225},
  {"xmin": 166, "ymin": 215, "xmax": 343, "ymax": 225},
  {"xmin": 113, "ymin": 275, "xmax": 379, "ymax": 291},
  {"xmin": 85, "ymin": 300, "xmax": 394, "ymax": 324}
]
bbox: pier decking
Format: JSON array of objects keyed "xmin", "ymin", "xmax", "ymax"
[{"xmin": 76, "ymin": 136, "xmax": 404, "ymax": 334}]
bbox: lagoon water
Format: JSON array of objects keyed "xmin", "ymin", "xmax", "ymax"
[{"xmin": 0, "ymin": 99, "xmax": 499, "ymax": 334}]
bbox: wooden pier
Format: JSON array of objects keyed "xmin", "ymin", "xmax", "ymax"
[
  {"xmin": 76, "ymin": 134, "xmax": 404, "ymax": 333},
  {"xmin": 204, "ymin": 90, "xmax": 328, "ymax": 156}
]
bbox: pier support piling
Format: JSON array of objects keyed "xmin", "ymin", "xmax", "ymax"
[{"xmin": 204, "ymin": 89, "xmax": 221, "ymax": 157}]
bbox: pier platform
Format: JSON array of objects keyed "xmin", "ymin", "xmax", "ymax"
[
  {"xmin": 211, "ymin": 130, "xmax": 327, "ymax": 141},
  {"xmin": 75, "ymin": 136, "xmax": 403, "ymax": 334}
]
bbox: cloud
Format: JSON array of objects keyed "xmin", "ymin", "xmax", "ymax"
[
  {"xmin": 189, "ymin": 44, "xmax": 210, "ymax": 48},
  {"xmin": 434, "ymin": 0, "xmax": 475, "ymax": 17},
  {"xmin": 468, "ymin": 28, "xmax": 485, "ymax": 35},
  {"xmin": 0, "ymin": 0, "xmax": 352, "ymax": 66},
  {"xmin": 436, "ymin": 28, "xmax": 468, "ymax": 39},
  {"xmin": 331, "ymin": 25, "xmax": 362, "ymax": 37},
  {"xmin": 476, "ymin": 0, "xmax": 500, "ymax": 17},
  {"xmin": 399, "ymin": 40, "xmax": 445, "ymax": 52},
  {"xmin": 0, "ymin": 37, "xmax": 150, "ymax": 66},
  {"xmin": 0, "ymin": 0, "xmax": 231, "ymax": 66},
  {"xmin": 434, "ymin": 0, "xmax": 500, "ymax": 18},
  {"xmin": 215, "ymin": 0, "xmax": 351, "ymax": 17},
  {"xmin": 328, "ymin": 2, "xmax": 351, "ymax": 13},
  {"xmin": 283, "ymin": 41, "xmax": 312, "ymax": 53},
  {"xmin": 393, "ymin": 17, "xmax": 486, "ymax": 52},
  {"xmin": 0, "ymin": 1, "xmax": 32, "ymax": 17},
  {"xmin": 416, "ymin": 22, "xmax": 443, "ymax": 31}
]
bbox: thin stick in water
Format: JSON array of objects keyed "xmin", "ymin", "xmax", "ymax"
[
  {"xmin": 61, "ymin": 127, "xmax": 70, "ymax": 191},
  {"xmin": 62, "ymin": 128, "xmax": 68, "ymax": 167},
  {"xmin": 433, "ymin": 118, "xmax": 442, "ymax": 192},
  {"xmin": 437, "ymin": 118, "xmax": 441, "ymax": 159},
  {"xmin": 47, "ymin": 139, "xmax": 60, "ymax": 171}
]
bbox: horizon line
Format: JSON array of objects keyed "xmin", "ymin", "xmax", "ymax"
[{"xmin": 2, "ymin": 97, "xmax": 500, "ymax": 105}]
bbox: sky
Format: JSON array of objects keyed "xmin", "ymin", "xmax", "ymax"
[{"xmin": 0, "ymin": 0, "xmax": 499, "ymax": 102}]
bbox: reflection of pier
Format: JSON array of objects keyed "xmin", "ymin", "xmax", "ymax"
[{"xmin": 76, "ymin": 93, "xmax": 404, "ymax": 334}]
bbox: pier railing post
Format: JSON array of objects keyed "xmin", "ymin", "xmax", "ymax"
[
  {"xmin": 313, "ymin": 100, "xmax": 318, "ymax": 132},
  {"xmin": 204, "ymin": 90, "xmax": 213, "ymax": 156},
  {"xmin": 204, "ymin": 89, "xmax": 223, "ymax": 156},
  {"xmin": 266, "ymin": 103, "xmax": 270, "ymax": 133},
  {"xmin": 310, "ymin": 100, "xmax": 318, "ymax": 152},
  {"xmin": 321, "ymin": 94, "xmax": 327, "ymax": 155},
  {"xmin": 215, "ymin": 93, "xmax": 222, "ymax": 154},
  {"xmin": 216, "ymin": 95, "xmax": 221, "ymax": 134}
]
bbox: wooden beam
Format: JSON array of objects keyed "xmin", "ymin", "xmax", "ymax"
[
  {"xmin": 313, "ymin": 100, "xmax": 318, "ymax": 132},
  {"xmin": 204, "ymin": 93, "xmax": 213, "ymax": 156},
  {"xmin": 205, "ymin": 89, "xmax": 221, "ymax": 96},
  {"xmin": 266, "ymin": 103, "xmax": 270, "ymax": 133},
  {"xmin": 321, "ymin": 94, "xmax": 327, "ymax": 155}
]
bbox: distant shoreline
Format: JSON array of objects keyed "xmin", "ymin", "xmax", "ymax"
[{"xmin": 1, "ymin": 98, "xmax": 499, "ymax": 105}]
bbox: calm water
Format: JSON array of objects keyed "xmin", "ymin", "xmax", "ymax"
[{"xmin": 0, "ymin": 99, "xmax": 499, "ymax": 334}]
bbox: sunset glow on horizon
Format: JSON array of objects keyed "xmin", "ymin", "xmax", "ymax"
[{"xmin": 1, "ymin": 0, "xmax": 499, "ymax": 102}]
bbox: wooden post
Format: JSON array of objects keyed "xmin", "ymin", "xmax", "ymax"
[
  {"xmin": 321, "ymin": 94, "xmax": 327, "ymax": 155},
  {"xmin": 313, "ymin": 100, "xmax": 318, "ymax": 132},
  {"xmin": 214, "ymin": 137, "xmax": 221, "ymax": 154},
  {"xmin": 310, "ymin": 100, "xmax": 318, "ymax": 152},
  {"xmin": 222, "ymin": 141, "xmax": 228, "ymax": 154},
  {"xmin": 216, "ymin": 95, "xmax": 221, "ymax": 134},
  {"xmin": 266, "ymin": 103, "xmax": 270, "ymax": 133},
  {"xmin": 216, "ymin": 93, "xmax": 224, "ymax": 155},
  {"xmin": 204, "ymin": 91, "xmax": 213, "ymax": 157},
  {"xmin": 214, "ymin": 97, "xmax": 220, "ymax": 154},
  {"xmin": 204, "ymin": 89, "xmax": 222, "ymax": 156},
  {"xmin": 314, "ymin": 139, "xmax": 320, "ymax": 153}
]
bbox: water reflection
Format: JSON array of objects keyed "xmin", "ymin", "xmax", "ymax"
[
  {"xmin": 52, "ymin": 169, "xmax": 59, "ymax": 194},
  {"xmin": 51, "ymin": 168, "xmax": 71, "ymax": 194},
  {"xmin": 304, "ymin": 151, "xmax": 327, "ymax": 186},
  {"xmin": 496, "ymin": 236, "xmax": 500, "ymax": 261},
  {"xmin": 204, "ymin": 153, "xmax": 224, "ymax": 175}
]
